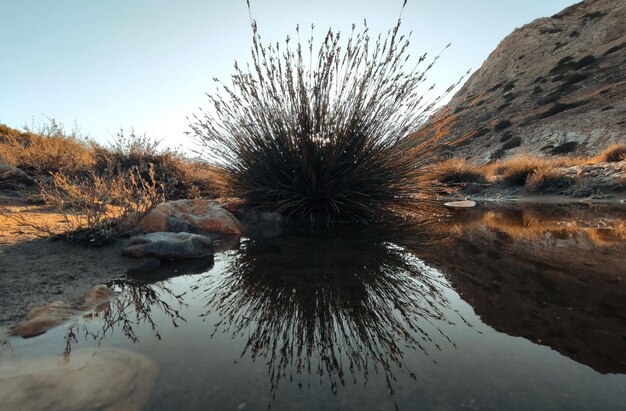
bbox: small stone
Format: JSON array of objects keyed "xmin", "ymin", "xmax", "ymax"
[{"xmin": 444, "ymin": 200, "xmax": 477, "ymax": 208}]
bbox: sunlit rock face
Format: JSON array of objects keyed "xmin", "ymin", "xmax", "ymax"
[
  {"xmin": 138, "ymin": 199, "xmax": 245, "ymax": 234},
  {"xmin": 426, "ymin": 0, "xmax": 625, "ymax": 161},
  {"xmin": 0, "ymin": 348, "xmax": 158, "ymax": 411}
]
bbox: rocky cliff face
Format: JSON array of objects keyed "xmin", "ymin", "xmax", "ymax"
[{"xmin": 435, "ymin": 0, "xmax": 625, "ymax": 162}]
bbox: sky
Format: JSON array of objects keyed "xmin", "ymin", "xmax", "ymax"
[{"xmin": 0, "ymin": 0, "xmax": 576, "ymax": 151}]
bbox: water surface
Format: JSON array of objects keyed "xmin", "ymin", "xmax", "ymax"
[{"xmin": 2, "ymin": 204, "xmax": 625, "ymax": 410}]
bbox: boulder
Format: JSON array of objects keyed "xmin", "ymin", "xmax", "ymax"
[
  {"xmin": 122, "ymin": 232, "xmax": 214, "ymax": 260},
  {"xmin": 138, "ymin": 199, "xmax": 245, "ymax": 234},
  {"xmin": 0, "ymin": 348, "xmax": 158, "ymax": 411},
  {"xmin": 82, "ymin": 284, "xmax": 116, "ymax": 309}
]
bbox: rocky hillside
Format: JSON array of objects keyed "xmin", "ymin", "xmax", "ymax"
[{"xmin": 435, "ymin": 0, "xmax": 625, "ymax": 162}]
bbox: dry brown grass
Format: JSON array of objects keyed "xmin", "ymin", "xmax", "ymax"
[
  {"xmin": 525, "ymin": 168, "xmax": 577, "ymax": 193},
  {"xmin": 0, "ymin": 123, "xmax": 95, "ymax": 175},
  {"xmin": 593, "ymin": 144, "xmax": 626, "ymax": 163},
  {"xmin": 486, "ymin": 155, "xmax": 582, "ymax": 186},
  {"xmin": 28, "ymin": 164, "xmax": 164, "ymax": 246},
  {"xmin": 1, "ymin": 122, "xmax": 227, "ymax": 201},
  {"xmin": 429, "ymin": 152, "xmax": 608, "ymax": 190},
  {"xmin": 429, "ymin": 158, "xmax": 487, "ymax": 184}
]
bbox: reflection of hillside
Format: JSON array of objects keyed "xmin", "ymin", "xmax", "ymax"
[
  {"xmin": 422, "ymin": 206, "xmax": 626, "ymax": 374},
  {"xmin": 199, "ymin": 227, "xmax": 463, "ymax": 399},
  {"xmin": 439, "ymin": 205, "xmax": 626, "ymax": 243}
]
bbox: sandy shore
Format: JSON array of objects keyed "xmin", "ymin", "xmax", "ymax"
[{"xmin": 0, "ymin": 203, "xmax": 147, "ymax": 326}]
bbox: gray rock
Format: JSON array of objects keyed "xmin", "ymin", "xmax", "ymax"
[
  {"xmin": 123, "ymin": 232, "xmax": 214, "ymax": 260},
  {"xmin": 166, "ymin": 216, "xmax": 193, "ymax": 232}
]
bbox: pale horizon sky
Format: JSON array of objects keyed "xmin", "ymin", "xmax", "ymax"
[{"xmin": 0, "ymin": 0, "xmax": 576, "ymax": 150}]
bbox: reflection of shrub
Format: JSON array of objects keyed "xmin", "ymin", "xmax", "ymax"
[
  {"xmin": 191, "ymin": 8, "xmax": 463, "ymax": 223},
  {"xmin": 596, "ymin": 144, "xmax": 626, "ymax": 162},
  {"xmin": 36, "ymin": 164, "xmax": 164, "ymax": 246},
  {"xmin": 202, "ymin": 227, "xmax": 456, "ymax": 398}
]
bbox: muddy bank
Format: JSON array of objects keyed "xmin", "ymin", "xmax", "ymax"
[{"xmin": 0, "ymin": 237, "xmax": 147, "ymax": 326}]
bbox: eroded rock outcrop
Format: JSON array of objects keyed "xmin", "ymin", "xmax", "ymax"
[
  {"xmin": 429, "ymin": 0, "xmax": 625, "ymax": 161},
  {"xmin": 138, "ymin": 199, "xmax": 245, "ymax": 234}
]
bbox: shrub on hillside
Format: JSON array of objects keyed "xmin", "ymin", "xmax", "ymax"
[
  {"xmin": 526, "ymin": 169, "xmax": 576, "ymax": 193},
  {"xmin": 0, "ymin": 120, "xmax": 94, "ymax": 175},
  {"xmin": 489, "ymin": 157, "xmax": 549, "ymax": 186},
  {"xmin": 93, "ymin": 130, "xmax": 225, "ymax": 200},
  {"xmin": 596, "ymin": 144, "xmax": 626, "ymax": 162},
  {"xmin": 190, "ymin": 5, "xmax": 465, "ymax": 223},
  {"xmin": 431, "ymin": 158, "xmax": 487, "ymax": 184},
  {"xmin": 487, "ymin": 155, "xmax": 579, "ymax": 187}
]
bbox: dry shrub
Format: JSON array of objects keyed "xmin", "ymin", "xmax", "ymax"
[
  {"xmin": 191, "ymin": 4, "xmax": 467, "ymax": 223},
  {"xmin": 34, "ymin": 164, "xmax": 164, "ymax": 246},
  {"xmin": 595, "ymin": 144, "xmax": 626, "ymax": 162},
  {"xmin": 93, "ymin": 130, "xmax": 224, "ymax": 200},
  {"xmin": 526, "ymin": 168, "xmax": 576, "ymax": 193},
  {"xmin": 486, "ymin": 155, "xmax": 579, "ymax": 187},
  {"xmin": 430, "ymin": 158, "xmax": 487, "ymax": 184},
  {"xmin": 0, "ymin": 120, "xmax": 94, "ymax": 175},
  {"xmin": 486, "ymin": 156, "xmax": 550, "ymax": 186}
]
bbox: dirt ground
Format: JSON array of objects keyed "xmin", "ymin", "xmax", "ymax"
[{"xmin": 0, "ymin": 199, "xmax": 147, "ymax": 326}]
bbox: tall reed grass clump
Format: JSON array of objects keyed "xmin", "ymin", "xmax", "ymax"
[{"xmin": 190, "ymin": 3, "xmax": 463, "ymax": 223}]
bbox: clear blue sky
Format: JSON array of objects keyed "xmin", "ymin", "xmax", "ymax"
[{"xmin": 0, "ymin": 0, "xmax": 575, "ymax": 150}]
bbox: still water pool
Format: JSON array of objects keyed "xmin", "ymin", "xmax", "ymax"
[{"xmin": 2, "ymin": 205, "xmax": 625, "ymax": 410}]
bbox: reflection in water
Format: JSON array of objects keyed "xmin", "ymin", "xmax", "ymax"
[
  {"xmin": 6, "ymin": 205, "xmax": 626, "ymax": 410},
  {"xmin": 422, "ymin": 205, "xmax": 626, "ymax": 374},
  {"xmin": 59, "ymin": 226, "xmax": 470, "ymax": 403},
  {"xmin": 198, "ymin": 229, "xmax": 469, "ymax": 398},
  {"xmin": 63, "ymin": 279, "xmax": 188, "ymax": 359}
]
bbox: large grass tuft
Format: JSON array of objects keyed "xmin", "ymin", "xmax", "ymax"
[{"xmin": 190, "ymin": 5, "xmax": 465, "ymax": 223}]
